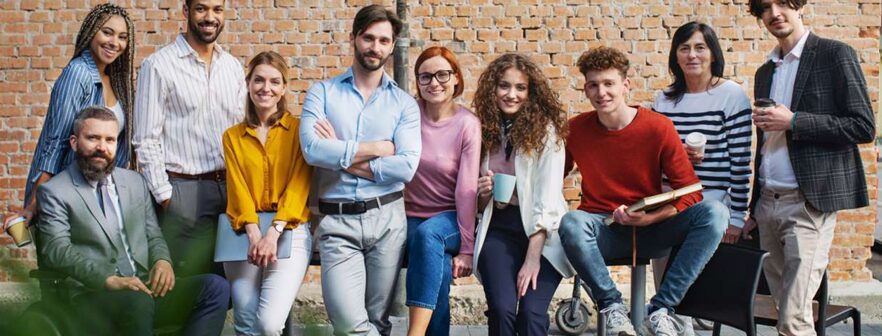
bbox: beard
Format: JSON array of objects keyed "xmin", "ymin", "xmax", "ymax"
[
  {"xmin": 76, "ymin": 148, "xmax": 115, "ymax": 182},
  {"xmin": 188, "ymin": 17, "xmax": 225, "ymax": 44},
  {"xmin": 354, "ymin": 47, "xmax": 390, "ymax": 72}
]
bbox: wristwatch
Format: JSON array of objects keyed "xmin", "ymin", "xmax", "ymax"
[{"xmin": 272, "ymin": 221, "xmax": 285, "ymax": 233}]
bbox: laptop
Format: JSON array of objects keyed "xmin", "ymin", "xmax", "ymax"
[{"xmin": 214, "ymin": 213, "xmax": 293, "ymax": 262}]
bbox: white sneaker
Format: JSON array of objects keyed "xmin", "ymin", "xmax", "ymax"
[
  {"xmin": 600, "ymin": 302, "xmax": 636, "ymax": 336},
  {"xmin": 644, "ymin": 308, "xmax": 689, "ymax": 336}
]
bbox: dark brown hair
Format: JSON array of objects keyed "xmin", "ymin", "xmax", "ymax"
[
  {"xmin": 473, "ymin": 53, "xmax": 568, "ymax": 158},
  {"xmin": 413, "ymin": 46, "xmax": 464, "ymax": 100},
  {"xmin": 577, "ymin": 46, "xmax": 630, "ymax": 79},
  {"xmin": 352, "ymin": 5, "xmax": 402, "ymax": 39},
  {"xmin": 73, "ymin": 106, "xmax": 119, "ymax": 136},
  {"xmin": 244, "ymin": 51, "xmax": 289, "ymax": 128},
  {"xmin": 748, "ymin": 0, "xmax": 807, "ymax": 18}
]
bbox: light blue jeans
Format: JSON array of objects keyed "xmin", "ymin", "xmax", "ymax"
[
  {"xmin": 223, "ymin": 224, "xmax": 312, "ymax": 336},
  {"xmin": 558, "ymin": 201, "xmax": 727, "ymax": 312},
  {"xmin": 406, "ymin": 211, "xmax": 461, "ymax": 336}
]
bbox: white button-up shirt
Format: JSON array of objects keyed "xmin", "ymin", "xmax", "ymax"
[
  {"xmin": 133, "ymin": 34, "xmax": 246, "ymax": 202},
  {"xmin": 759, "ymin": 31, "xmax": 810, "ymax": 191}
]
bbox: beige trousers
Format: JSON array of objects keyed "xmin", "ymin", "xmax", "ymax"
[{"xmin": 756, "ymin": 188, "xmax": 836, "ymax": 336}]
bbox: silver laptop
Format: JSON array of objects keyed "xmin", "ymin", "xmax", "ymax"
[{"xmin": 214, "ymin": 213, "xmax": 293, "ymax": 262}]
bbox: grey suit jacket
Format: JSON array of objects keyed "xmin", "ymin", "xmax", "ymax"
[
  {"xmin": 36, "ymin": 164, "xmax": 171, "ymax": 297},
  {"xmin": 749, "ymin": 33, "xmax": 875, "ymax": 213}
]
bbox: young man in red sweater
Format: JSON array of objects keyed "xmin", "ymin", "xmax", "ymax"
[{"xmin": 558, "ymin": 46, "xmax": 727, "ymax": 336}]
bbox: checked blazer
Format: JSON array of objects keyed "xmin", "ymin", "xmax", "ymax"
[{"xmin": 749, "ymin": 33, "xmax": 875, "ymax": 214}]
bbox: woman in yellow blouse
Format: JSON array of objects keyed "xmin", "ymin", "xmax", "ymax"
[{"xmin": 222, "ymin": 51, "xmax": 312, "ymax": 336}]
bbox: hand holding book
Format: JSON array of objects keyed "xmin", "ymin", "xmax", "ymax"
[{"xmin": 603, "ymin": 182, "xmax": 703, "ymax": 226}]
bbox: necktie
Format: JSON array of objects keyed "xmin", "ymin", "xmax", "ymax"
[{"xmin": 99, "ymin": 179, "xmax": 136, "ymax": 277}]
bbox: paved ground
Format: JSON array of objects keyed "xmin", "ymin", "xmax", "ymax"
[{"xmin": 231, "ymin": 317, "xmax": 878, "ymax": 335}]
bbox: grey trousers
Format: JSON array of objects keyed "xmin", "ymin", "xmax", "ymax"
[
  {"xmin": 316, "ymin": 198, "xmax": 407, "ymax": 336},
  {"xmin": 160, "ymin": 177, "xmax": 227, "ymax": 277}
]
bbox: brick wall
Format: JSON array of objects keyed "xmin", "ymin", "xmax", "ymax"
[{"xmin": 0, "ymin": 0, "xmax": 879, "ymax": 284}]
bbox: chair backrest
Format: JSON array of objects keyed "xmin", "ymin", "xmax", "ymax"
[{"xmin": 664, "ymin": 243, "xmax": 769, "ymax": 335}]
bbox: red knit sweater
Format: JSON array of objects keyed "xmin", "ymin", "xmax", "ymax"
[{"xmin": 565, "ymin": 106, "xmax": 702, "ymax": 214}]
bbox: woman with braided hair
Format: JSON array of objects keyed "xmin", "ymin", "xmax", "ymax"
[{"xmin": 3, "ymin": 3, "xmax": 135, "ymax": 231}]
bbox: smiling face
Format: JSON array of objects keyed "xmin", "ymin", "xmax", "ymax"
[
  {"xmin": 495, "ymin": 67, "xmax": 529, "ymax": 116},
  {"xmin": 676, "ymin": 31, "xmax": 714, "ymax": 81},
  {"xmin": 71, "ymin": 118, "xmax": 119, "ymax": 181},
  {"xmin": 583, "ymin": 68, "xmax": 630, "ymax": 116},
  {"xmin": 351, "ymin": 21, "xmax": 394, "ymax": 72},
  {"xmin": 184, "ymin": 0, "xmax": 226, "ymax": 45},
  {"xmin": 417, "ymin": 56, "xmax": 458, "ymax": 106},
  {"xmin": 247, "ymin": 64, "xmax": 286, "ymax": 114},
  {"xmin": 758, "ymin": 0, "xmax": 804, "ymax": 39},
  {"xmin": 89, "ymin": 15, "xmax": 128, "ymax": 67}
]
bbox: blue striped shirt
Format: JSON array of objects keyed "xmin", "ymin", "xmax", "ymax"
[
  {"xmin": 24, "ymin": 50, "xmax": 130, "ymax": 206},
  {"xmin": 299, "ymin": 68, "xmax": 421, "ymax": 201},
  {"xmin": 653, "ymin": 80, "xmax": 753, "ymax": 228}
]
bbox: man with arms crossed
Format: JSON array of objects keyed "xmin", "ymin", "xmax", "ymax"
[
  {"xmin": 134, "ymin": 0, "xmax": 246, "ymax": 276},
  {"xmin": 37, "ymin": 107, "xmax": 229, "ymax": 336},
  {"xmin": 558, "ymin": 47, "xmax": 727, "ymax": 336},
  {"xmin": 746, "ymin": 1, "xmax": 874, "ymax": 335},
  {"xmin": 299, "ymin": 5, "xmax": 420, "ymax": 336}
]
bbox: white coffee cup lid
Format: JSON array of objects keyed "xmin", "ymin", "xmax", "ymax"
[{"xmin": 686, "ymin": 132, "xmax": 706, "ymax": 146}]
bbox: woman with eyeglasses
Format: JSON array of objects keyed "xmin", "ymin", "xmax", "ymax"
[{"xmin": 404, "ymin": 46, "xmax": 480, "ymax": 336}]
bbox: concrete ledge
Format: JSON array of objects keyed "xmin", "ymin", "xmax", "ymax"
[{"xmin": 829, "ymin": 279, "xmax": 882, "ymax": 321}]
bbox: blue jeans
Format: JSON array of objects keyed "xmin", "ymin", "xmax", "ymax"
[
  {"xmin": 559, "ymin": 201, "xmax": 727, "ymax": 312},
  {"xmin": 406, "ymin": 211, "xmax": 461, "ymax": 336}
]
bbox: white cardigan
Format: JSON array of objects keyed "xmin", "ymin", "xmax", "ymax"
[{"xmin": 472, "ymin": 128, "xmax": 576, "ymax": 282}]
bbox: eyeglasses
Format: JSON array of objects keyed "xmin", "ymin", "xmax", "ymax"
[{"xmin": 417, "ymin": 70, "xmax": 455, "ymax": 86}]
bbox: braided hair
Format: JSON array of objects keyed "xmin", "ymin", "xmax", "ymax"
[{"xmin": 72, "ymin": 3, "xmax": 135, "ymax": 167}]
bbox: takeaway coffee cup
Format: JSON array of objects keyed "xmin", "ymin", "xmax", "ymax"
[
  {"xmin": 754, "ymin": 98, "xmax": 776, "ymax": 109},
  {"xmin": 6, "ymin": 216, "xmax": 31, "ymax": 247},
  {"xmin": 685, "ymin": 132, "xmax": 707, "ymax": 156},
  {"xmin": 492, "ymin": 173, "xmax": 517, "ymax": 203}
]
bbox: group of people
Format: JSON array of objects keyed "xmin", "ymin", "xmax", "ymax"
[{"xmin": 1, "ymin": 0, "xmax": 874, "ymax": 336}]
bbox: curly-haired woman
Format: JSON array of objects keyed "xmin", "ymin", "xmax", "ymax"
[{"xmin": 472, "ymin": 53, "xmax": 575, "ymax": 335}]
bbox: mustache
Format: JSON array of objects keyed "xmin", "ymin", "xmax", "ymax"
[
  {"xmin": 198, "ymin": 21, "xmax": 219, "ymax": 28},
  {"xmin": 89, "ymin": 151, "xmax": 113, "ymax": 161}
]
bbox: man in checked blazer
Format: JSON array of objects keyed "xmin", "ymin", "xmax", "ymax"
[
  {"xmin": 745, "ymin": 1, "xmax": 875, "ymax": 335},
  {"xmin": 37, "ymin": 106, "xmax": 230, "ymax": 335}
]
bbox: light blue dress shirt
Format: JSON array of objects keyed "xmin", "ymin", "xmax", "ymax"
[{"xmin": 300, "ymin": 68, "xmax": 421, "ymax": 201}]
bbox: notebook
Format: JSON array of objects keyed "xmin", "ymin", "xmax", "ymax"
[{"xmin": 213, "ymin": 213, "xmax": 293, "ymax": 262}]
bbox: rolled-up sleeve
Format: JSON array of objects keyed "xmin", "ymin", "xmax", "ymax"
[
  {"xmin": 132, "ymin": 58, "xmax": 172, "ymax": 202},
  {"xmin": 299, "ymin": 82, "xmax": 358, "ymax": 170},
  {"xmin": 368, "ymin": 97, "xmax": 421, "ymax": 184}
]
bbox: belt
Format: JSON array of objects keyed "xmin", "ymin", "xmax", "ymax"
[
  {"xmin": 167, "ymin": 170, "xmax": 226, "ymax": 182},
  {"xmin": 318, "ymin": 191, "xmax": 403, "ymax": 215}
]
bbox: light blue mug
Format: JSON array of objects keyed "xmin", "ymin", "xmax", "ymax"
[{"xmin": 492, "ymin": 173, "xmax": 517, "ymax": 203}]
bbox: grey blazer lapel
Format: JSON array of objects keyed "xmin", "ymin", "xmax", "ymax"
[
  {"xmin": 113, "ymin": 170, "xmax": 147, "ymax": 269},
  {"xmin": 69, "ymin": 165, "xmax": 119, "ymax": 250},
  {"xmin": 790, "ymin": 33, "xmax": 818, "ymax": 112}
]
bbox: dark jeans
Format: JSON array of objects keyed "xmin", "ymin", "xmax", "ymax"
[
  {"xmin": 406, "ymin": 211, "xmax": 461, "ymax": 336},
  {"xmin": 73, "ymin": 274, "xmax": 231, "ymax": 336},
  {"xmin": 477, "ymin": 206, "xmax": 562, "ymax": 336},
  {"xmin": 161, "ymin": 177, "xmax": 227, "ymax": 277}
]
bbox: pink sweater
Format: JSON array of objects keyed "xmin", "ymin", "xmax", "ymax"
[{"xmin": 405, "ymin": 105, "xmax": 481, "ymax": 255}]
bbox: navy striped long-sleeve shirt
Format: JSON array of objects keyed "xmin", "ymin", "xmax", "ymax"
[
  {"xmin": 653, "ymin": 80, "xmax": 754, "ymax": 228},
  {"xmin": 24, "ymin": 50, "xmax": 130, "ymax": 206}
]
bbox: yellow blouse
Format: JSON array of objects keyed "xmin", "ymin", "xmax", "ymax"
[{"xmin": 223, "ymin": 113, "xmax": 312, "ymax": 231}]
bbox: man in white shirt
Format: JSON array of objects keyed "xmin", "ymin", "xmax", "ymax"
[
  {"xmin": 746, "ymin": 1, "xmax": 874, "ymax": 335},
  {"xmin": 133, "ymin": 0, "xmax": 246, "ymax": 276}
]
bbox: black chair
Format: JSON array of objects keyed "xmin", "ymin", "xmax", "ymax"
[
  {"xmin": 664, "ymin": 243, "xmax": 769, "ymax": 336},
  {"xmin": 754, "ymin": 271, "xmax": 861, "ymax": 336}
]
